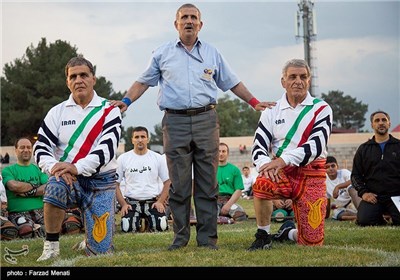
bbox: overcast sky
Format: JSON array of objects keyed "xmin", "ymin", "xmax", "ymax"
[{"xmin": 2, "ymin": 0, "xmax": 399, "ymax": 134}]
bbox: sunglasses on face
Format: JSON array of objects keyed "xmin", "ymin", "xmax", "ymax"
[{"xmin": 325, "ymin": 163, "xmax": 337, "ymax": 169}]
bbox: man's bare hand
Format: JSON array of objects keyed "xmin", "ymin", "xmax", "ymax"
[
  {"xmin": 258, "ymin": 158, "xmax": 286, "ymax": 182},
  {"xmin": 152, "ymin": 201, "xmax": 166, "ymax": 213},
  {"xmin": 120, "ymin": 203, "xmax": 132, "ymax": 216},
  {"xmin": 255, "ymin": 101, "xmax": 277, "ymax": 111},
  {"xmin": 109, "ymin": 100, "xmax": 128, "ymax": 112},
  {"xmin": 51, "ymin": 162, "xmax": 78, "ymax": 186},
  {"xmin": 362, "ymin": 192, "xmax": 378, "ymax": 204},
  {"xmin": 51, "ymin": 162, "xmax": 78, "ymax": 176}
]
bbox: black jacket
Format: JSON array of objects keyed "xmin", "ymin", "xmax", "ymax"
[{"xmin": 351, "ymin": 134, "xmax": 400, "ymax": 199}]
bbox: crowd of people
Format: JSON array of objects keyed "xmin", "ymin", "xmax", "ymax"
[{"xmin": 0, "ymin": 3, "xmax": 399, "ymax": 264}]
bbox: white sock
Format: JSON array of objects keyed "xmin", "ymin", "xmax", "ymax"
[
  {"xmin": 257, "ymin": 225, "xmax": 271, "ymax": 233},
  {"xmin": 288, "ymin": 229, "xmax": 297, "ymax": 241}
]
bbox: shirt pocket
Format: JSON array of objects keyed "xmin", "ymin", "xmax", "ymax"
[{"xmin": 198, "ymin": 64, "xmax": 216, "ymax": 83}]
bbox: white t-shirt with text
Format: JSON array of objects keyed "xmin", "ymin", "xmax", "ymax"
[{"xmin": 116, "ymin": 150, "xmax": 169, "ymax": 200}]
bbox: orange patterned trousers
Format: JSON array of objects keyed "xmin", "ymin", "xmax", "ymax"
[{"xmin": 253, "ymin": 159, "xmax": 327, "ymax": 246}]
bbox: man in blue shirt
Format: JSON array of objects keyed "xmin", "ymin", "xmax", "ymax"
[{"xmin": 112, "ymin": 3, "xmax": 274, "ymax": 250}]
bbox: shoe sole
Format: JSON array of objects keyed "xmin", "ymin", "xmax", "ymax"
[
  {"xmin": 263, "ymin": 242, "xmax": 272, "ymax": 249},
  {"xmin": 247, "ymin": 241, "xmax": 272, "ymax": 251},
  {"xmin": 37, "ymin": 254, "xmax": 60, "ymax": 262}
]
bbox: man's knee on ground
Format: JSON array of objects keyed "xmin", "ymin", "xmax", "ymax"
[
  {"xmin": 357, "ymin": 215, "xmax": 390, "ymax": 226},
  {"xmin": 121, "ymin": 211, "xmax": 140, "ymax": 232},
  {"xmin": 15, "ymin": 217, "xmax": 36, "ymax": 238},
  {"xmin": 154, "ymin": 215, "xmax": 168, "ymax": 231}
]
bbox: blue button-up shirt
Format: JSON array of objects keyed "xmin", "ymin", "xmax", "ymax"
[{"xmin": 137, "ymin": 38, "xmax": 240, "ymax": 110}]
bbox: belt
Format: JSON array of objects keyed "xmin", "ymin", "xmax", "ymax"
[
  {"xmin": 126, "ymin": 197, "xmax": 157, "ymax": 204},
  {"xmin": 165, "ymin": 104, "xmax": 216, "ymax": 116}
]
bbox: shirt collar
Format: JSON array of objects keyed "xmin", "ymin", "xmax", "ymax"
[
  {"xmin": 176, "ymin": 38, "xmax": 203, "ymax": 63},
  {"xmin": 280, "ymin": 92, "xmax": 314, "ymax": 109},
  {"xmin": 65, "ymin": 90, "xmax": 101, "ymax": 107},
  {"xmin": 175, "ymin": 38, "xmax": 202, "ymax": 48}
]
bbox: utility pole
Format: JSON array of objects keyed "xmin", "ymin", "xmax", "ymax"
[{"xmin": 295, "ymin": 0, "xmax": 318, "ymax": 97}]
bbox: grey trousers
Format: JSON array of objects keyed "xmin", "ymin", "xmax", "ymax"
[{"xmin": 163, "ymin": 109, "xmax": 219, "ymax": 247}]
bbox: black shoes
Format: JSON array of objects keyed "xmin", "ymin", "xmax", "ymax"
[
  {"xmin": 273, "ymin": 220, "xmax": 296, "ymax": 242},
  {"xmin": 247, "ymin": 229, "xmax": 273, "ymax": 251},
  {"xmin": 247, "ymin": 221, "xmax": 296, "ymax": 251}
]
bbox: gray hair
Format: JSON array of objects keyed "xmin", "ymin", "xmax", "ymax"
[
  {"xmin": 282, "ymin": 59, "xmax": 311, "ymax": 78},
  {"xmin": 176, "ymin": 3, "xmax": 201, "ymax": 20}
]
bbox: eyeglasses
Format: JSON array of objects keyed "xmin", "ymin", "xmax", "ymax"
[{"xmin": 325, "ymin": 163, "xmax": 336, "ymax": 169}]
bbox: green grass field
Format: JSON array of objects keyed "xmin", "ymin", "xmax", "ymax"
[{"xmin": 1, "ymin": 198, "xmax": 399, "ymax": 269}]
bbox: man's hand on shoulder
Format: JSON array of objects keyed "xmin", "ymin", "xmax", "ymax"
[
  {"xmin": 255, "ymin": 101, "xmax": 276, "ymax": 111},
  {"xmin": 109, "ymin": 100, "xmax": 128, "ymax": 113}
]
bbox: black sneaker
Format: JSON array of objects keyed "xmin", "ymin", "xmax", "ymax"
[
  {"xmin": 247, "ymin": 229, "xmax": 272, "ymax": 251},
  {"xmin": 273, "ymin": 220, "xmax": 296, "ymax": 242}
]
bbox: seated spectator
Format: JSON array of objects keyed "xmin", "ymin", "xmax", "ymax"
[
  {"xmin": 351, "ymin": 111, "xmax": 400, "ymax": 226},
  {"xmin": 217, "ymin": 143, "xmax": 247, "ymax": 222},
  {"xmin": 1, "ymin": 137, "xmax": 83, "ymax": 239},
  {"xmin": 325, "ymin": 156, "xmax": 361, "ymax": 221},
  {"xmin": 1, "ymin": 137, "xmax": 49, "ymax": 239},
  {"xmin": 241, "ymin": 166, "xmax": 255, "ymax": 199},
  {"xmin": 272, "ymin": 199, "xmax": 294, "ymax": 222},
  {"xmin": 116, "ymin": 126, "xmax": 170, "ymax": 233}
]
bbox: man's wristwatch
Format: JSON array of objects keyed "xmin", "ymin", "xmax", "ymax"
[
  {"xmin": 25, "ymin": 188, "xmax": 37, "ymax": 197},
  {"xmin": 30, "ymin": 183, "xmax": 40, "ymax": 189}
]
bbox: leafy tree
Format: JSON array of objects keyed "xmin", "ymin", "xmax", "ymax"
[
  {"xmin": 217, "ymin": 94, "xmax": 260, "ymax": 137},
  {"xmin": 1, "ymin": 38, "xmax": 125, "ymax": 146},
  {"xmin": 123, "ymin": 126, "xmax": 134, "ymax": 152},
  {"xmin": 321, "ymin": 90, "xmax": 368, "ymax": 131},
  {"xmin": 149, "ymin": 123, "xmax": 163, "ymax": 146}
]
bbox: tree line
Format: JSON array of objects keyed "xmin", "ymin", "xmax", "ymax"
[{"xmin": 1, "ymin": 39, "xmax": 368, "ymax": 150}]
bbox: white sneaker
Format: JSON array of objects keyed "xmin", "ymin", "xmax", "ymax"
[{"xmin": 37, "ymin": 241, "xmax": 60, "ymax": 261}]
